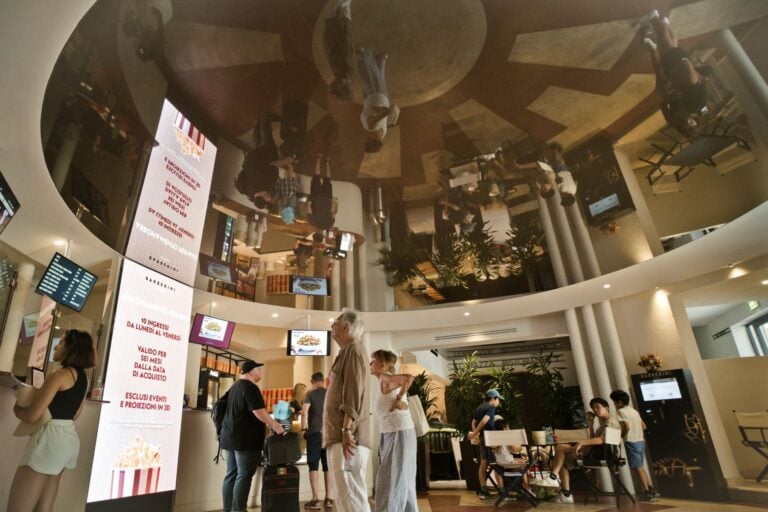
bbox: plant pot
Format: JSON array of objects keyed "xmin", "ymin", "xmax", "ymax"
[{"xmin": 459, "ymin": 438, "xmax": 480, "ymax": 491}]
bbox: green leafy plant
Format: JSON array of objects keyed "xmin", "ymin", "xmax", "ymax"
[
  {"xmin": 446, "ymin": 352, "xmax": 482, "ymax": 434},
  {"xmin": 486, "ymin": 365, "xmax": 524, "ymax": 427},
  {"xmin": 525, "ymin": 351, "xmax": 579, "ymax": 428},
  {"xmin": 376, "ymin": 241, "xmax": 420, "ymax": 287},
  {"xmin": 462, "ymin": 222, "xmax": 502, "ymax": 281},
  {"xmin": 407, "ymin": 371, "xmax": 441, "ymax": 421},
  {"xmin": 505, "ymin": 217, "xmax": 545, "ymax": 290},
  {"xmin": 431, "ymin": 232, "xmax": 470, "ymax": 289}
]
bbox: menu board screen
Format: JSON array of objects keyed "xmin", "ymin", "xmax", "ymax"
[
  {"xmin": 87, "ymin": 260, "xmax": 193, "ymax": 503},
  {"xmin": 125, "ymin": 100, "xmax": 217, "ymax": 286},
  {"xmin": 287, "ymin": 329, "xmax": 330, "ymax": 357},
  {"xmin": 640, "ymin": 377, "xmax": 683, "ymax": 402},
  {"xmin": 290, "ymin": 276, "xmax": 330, "ymax": 296},
  {"xmin": 189, "ymin": 313, "xmax": 235, "ymax": 349},
  {"xmin": 35, "ymin": 253, "xmax": 97, "ymax": 312}
]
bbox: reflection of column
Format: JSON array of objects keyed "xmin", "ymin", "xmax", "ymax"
[
  {"xmin": 344, "ymin": 254, "xmax": 355, "ymax": 309},
  {"xmin": 51, "ymin": 123, "xmax": 81, "ymax": 191},
  {"xmin": 566, "ymin": 204, "xmax": 631, "ymax": 391},
  {"xmin": 548, "ymin": 193, "xmax": 612, "ymax": 400},
  {"xmin": 718, "ymin": 28, "xmax": 768, "ymax": 121},
  {"xmin": 537, "ymin": 197, "xmax": 594, "ymax": 405},
  {"xmin": 331, "ymin": 257, "xmax": 341, "ymax": 312},
  {"xmin": 356, "ymin": 243, "xmax": 368, "ymax": 312},
  {"xmin": 93, "ymin": 257, "xmax": 122, "ymax": 382},
  {"xmin": 0, "ymin": 262, "xmax": 35, "ymax": 371}
]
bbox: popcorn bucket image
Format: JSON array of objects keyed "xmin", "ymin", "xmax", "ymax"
[
  {"xmin": 173, "ymin": 112, "xmax": 206, "ymax": 159},
  {"xmin": 110, "ymin": 466, "xmax": 162, "ymax": 498}
]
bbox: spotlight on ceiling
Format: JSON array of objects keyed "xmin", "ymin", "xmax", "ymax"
[
  {"xmin": 54, "ymin": 239, "xmax": 66, "ymax": 246},
  {"xmin": 271, "ymin": 313, "xmax": 279, "ymax": 318},
  {"xmin": 602, "ymin": 284, "xmax": 611, "ymax": 289},
  {"xmin": 464, "ymin": 312, "xmax": 471, "ymax": 317},
  {"xmin": 762, "ymin": 280, "xmax": 768, "ymax": 286}
]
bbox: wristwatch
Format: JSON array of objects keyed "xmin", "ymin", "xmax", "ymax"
[{"xmin": 341, "ymin": 427, "xmax": 353, "ymax": 433}]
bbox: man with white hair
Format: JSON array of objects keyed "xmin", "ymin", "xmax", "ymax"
[{"xmin": 323, "ymin": 308, "xmax": 371, "ymax": 511}]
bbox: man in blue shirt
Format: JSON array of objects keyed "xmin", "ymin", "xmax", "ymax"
[{"xmin": 467, "ymin": 389, "xmax": 503, "ymax": 499}]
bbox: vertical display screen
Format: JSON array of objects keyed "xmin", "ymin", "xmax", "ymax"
[
  {"xmin": 87, "ymin": 260, "xmax": 193, "ymax": 503},
  {"xmin": 125, "ymin": 100, "xmax": 217, "ymax": 286}
]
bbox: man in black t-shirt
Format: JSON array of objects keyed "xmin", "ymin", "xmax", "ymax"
[
  {"xmin": 301, "ymin": 372, "xmax": 332, "ymax": 510},
  {"xmin": 308, "ymin": 154, "xmax": 335, "ymax": 231},
  {"xmin": 220, "ymin": 360, "xmax": 285, "ymax": 512},
  {"xmin": 467, "ymin": 389, "xmax": 503, "ymax": 500}
]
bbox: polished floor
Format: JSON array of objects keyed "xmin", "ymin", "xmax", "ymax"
[{"xmin": 233, "ymin": 490, "xmax": 768, "ymax": 511}]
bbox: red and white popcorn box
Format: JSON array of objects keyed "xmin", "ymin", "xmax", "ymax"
[
  {"xmin": 110, "ymin": 466, "xmax": 162, "ymax": 498},
  {"xmin": 173, "ymin": 112, "xmax": 206, "ymax": 159}
]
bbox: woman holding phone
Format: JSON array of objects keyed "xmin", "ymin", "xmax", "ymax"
[{"xmin": 8, "ymin": 330, "xmax": 96, "ymax": 512}]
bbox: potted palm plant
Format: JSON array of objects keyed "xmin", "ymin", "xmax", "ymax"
[
  {"xmin": 505, "ymin": 217, "xmax": 545, "ymax": 292},
  {"xmin": 431, "ymin": 232, "xmax": 470, "ymax": 288},
  {"xmin": 446, "ymin": 352, "xmax": 483, "ymax": 489},
  {"xmin": 376, "ymin": 241, "xmax": 420, "ymax": 287}
]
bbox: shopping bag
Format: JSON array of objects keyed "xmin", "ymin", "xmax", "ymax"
[
  {"xmin": 13, "ymin": 385, "xmax": 51, "ymax": 437},
  {"xmin": 408, "ymin": 395, "xmax": 431, "ymax": 437}
]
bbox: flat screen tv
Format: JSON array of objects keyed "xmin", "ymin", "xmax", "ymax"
[
  {"xmin": 287, "ymin": 329, "xmax": 331, "ymax": 356},
  {"xmin": 290, "ymin": 276, "xmax": 330, "ymax": 296},
  {"xmin": 337, "ymin": 232, "xmax": 354, "ymax": 252},
  {"xmin": 35, "ymin": 253, "xmax": 97, "ymax": 312},
  {"xmin": 198, "ymin": 253, "xmax": 237, "ymax": 283},
  {"xmin": 639, "ymin": 377, "xmax": 683, "ymax": 402},
  {"xmin": 0, "ymin": 170, "xmax": 20, "ymax": 235},
  {"xmin": 189, "ymin": 313, "xmax": 236, "ymax": 349}
]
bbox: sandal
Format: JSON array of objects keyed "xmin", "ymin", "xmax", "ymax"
[{"xmin": 324, "ymin": 498, "xmax": 334, "ymax": 508}]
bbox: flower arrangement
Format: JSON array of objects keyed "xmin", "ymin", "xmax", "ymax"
[{"xmin": 638, "ymin": 353, "xmax": 662, "ymax": 372}]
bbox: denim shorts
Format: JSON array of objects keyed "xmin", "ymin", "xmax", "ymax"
[{"xmin": 625, "ymin": 441, "xmax": 645, "ymax": 468}]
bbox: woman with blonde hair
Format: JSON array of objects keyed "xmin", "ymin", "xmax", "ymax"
[
  {"xmin": 8, "ymin": 329, "xmax": 96, "ymax": 512},
  {"xmin": 290, "ymin": 382, "xmax": 307, "ymax": 422},
  {"xmin": 369, "ymin": 349, "xmax": 417, "ymax": 511}
]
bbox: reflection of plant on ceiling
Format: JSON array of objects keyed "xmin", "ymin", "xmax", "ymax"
[
  {"xmin": 462, "ymin": 221, "xmax": 502, "ymax": 281},
  {"xmin": 505, "ymin": 216, "xmax": 545, "ymax": 282},
  {"xmin": 377, "ymin": 241, "xmax": 420, "ymax": 287},
  {"xmin": 431, "ymin": 231, "xmax": 470, "ymax": 289}
]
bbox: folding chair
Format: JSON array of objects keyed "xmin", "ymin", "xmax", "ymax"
[
  {"xmin": 554, "ymin": 428, "xmax": 590, "ymax": 444},
  {"xmin": 573, "ymin": 427, "xmax": 635, "ymax": 509},
  {"xmin": 484, "ymin": 429, "xmax": 539, "ymax": 508},
  {"xmin": 733, "ymin": 411, "xmax": 768, "ymax": 483}
]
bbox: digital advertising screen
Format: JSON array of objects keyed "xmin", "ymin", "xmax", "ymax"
[
  {"xmin": 290, "ymin": 276, "xmax": 330, "ymax": 296},
  {"xmin": 18, "ymin": 312, "xmax": 39, "ymax": 346},
  {"xmin": 640, "ymin": 377, "xmax": 683, "ymax": 402},
  {"xmin": 189, "ymin": 313, "xmax": 235, "ymax": 350},
  {"xmin": 337, "ymin": 232, "xmax": 354, "ymax": 252},
  {"xmin": 35, "ymin": 252, "xmax": 97, "ymax": 312},
  {"xmin": 0, "ymin": 170, "xmax": 20, "ymax": 235},
  {"xmin": 587, "ymin": 193, "xmax": 620, "ymax": 217},
  {"xmin": 87, "ymin": 259, "xmax": 193, "ymax": 503},
  {"xmin": 287, "ymin": 329, "xmax": 330, "ymax": 357},
  {"xmin": 125, "ymin": 99, "xmax": 217, "ymax": 286}
]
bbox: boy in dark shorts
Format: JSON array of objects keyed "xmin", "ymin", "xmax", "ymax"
[
  {"xmin": 611, "ymin": 390, "xmax": 658, "ymax": 502},
  {"xmin": 467, "ymin": 389, "xmax": 504, "ymax": 499}
]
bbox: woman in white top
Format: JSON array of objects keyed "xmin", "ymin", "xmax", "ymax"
[
  {"xmin": 356, "ymin": 47, "xmax": 400, "ymax": 153},
  {"xmin": 370, "ymin": 349, "xmax": 417, "ymax": 511}
]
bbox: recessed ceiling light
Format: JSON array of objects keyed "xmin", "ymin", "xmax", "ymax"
[
  {"xmin": 54, "ymin": 326, "xmax": 61, "ymax": 330},
  {"xmin": 329, "ymin": 317, "xmax": 335, "ymax": 322},
  {"xmin": 464, "ymin": 312, "xmax": 471, "ymax": 317},
  {"xmin": 762, "ymin": 280, "xmax": 768, "ymax": 286},
  {"xmin": 53, "ymin": 240, "xmax": 65, "ymax": 246},
  {"xmin": 602, "ymin": 284, "xmax": 611, "ymax": 289},
  {"xmin": 271, "ymin": 313, "xmax": 279, "ymax": 318},
  {"xmin": 211, "ymin": 302, "xmax": 216, "ymax": 307}
]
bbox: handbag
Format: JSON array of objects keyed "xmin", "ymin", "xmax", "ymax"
[
  {"xmin": 407, "ymin": 395, "xmax": 430, "ymax": 437},
  {"xmin": 13, "ymin": 385, "xmax": 51, "ymax": 437},
  {"xmin": 264, "ymin": 431, "xmax": 302, "ymax": 466}
]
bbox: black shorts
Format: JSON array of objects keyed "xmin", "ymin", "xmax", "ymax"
[
  {"xmin": 474, "ymin": 436, "xmax": 495, "ymax": 462},
  {"xmin": 306, "ymin": 432, "xmax": 328, "ymax": 472},
  {"xmin": 311, "ymin": 175, "xmax": 332, "ymax": 198},
  {"xmin": 660, "ymin": 46, "xmax": 690, "ymax": 78}
]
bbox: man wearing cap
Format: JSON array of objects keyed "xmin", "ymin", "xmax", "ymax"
[
  {"xmin": 220, "ymin": 360, "xmax": 286, "ymax": 512},
  {"xmin": 302, "ymin": 372, "xmax": 333, "ymax": 510},
  {"xmin": 467, "ymin": 389, "xmax": 504, "ymax": 500},
  {"xmin": 324, "ymin": 308, "xmax": 371, "ymax": 512}
]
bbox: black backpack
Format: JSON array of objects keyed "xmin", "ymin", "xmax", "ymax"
[{"xmin": 211, "ymin": 391, "xmax": 229, "ymax": 463}]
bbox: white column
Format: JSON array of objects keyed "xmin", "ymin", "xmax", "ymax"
[
  {"xmin": 51, "ymin": 123, "xmax": 81, "ymax": 191},
  {"xmin": 547, "ymin": 193, "xmax": 612, "ymax": 399},
  {"xmin": 356, "ymin": 243, "xmax": 368, "ymax": 312},
  {"xmin": 344, "ymin": 254, "xmax": 355, "ymax": 310},
  {"xmin": 718, "ymin": 28, "xmax": 768, "ymax": 121},
  {"xmin": 566, "ymin": 204, "xmax": 632, "ymax": 391},
  {"xmin": 0, "ymin": 262, "xmax": 35, "ymax": 371},
  {"xmin": 537, "ymin": 197, "xmax": 594, "ymax": 404},
  {"xmin": 331, "ymin": 256, "xmax": 341, "ymax": 312}
]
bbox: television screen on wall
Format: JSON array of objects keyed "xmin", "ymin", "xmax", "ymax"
[
  {"xmin": 0, "ymin": 170, "xmax": 20, "ymax": 235},
  {"xmin": 189, "ymin": 313, "xmax": 235, "ymax": 350},
  {"xmin": 639, "ymin": 377, "xmax": 683, "ymax": 402},
  {"xmin": 290, "ymin": 276, "xmax": 330, "ymax": 296},
  {"xmin": 286, "ymin": 329, "xmax": 330, "ymax": 356},
  {"xmin": 35, "ymin": 253, "xmax": 97, "ymax": 312}
]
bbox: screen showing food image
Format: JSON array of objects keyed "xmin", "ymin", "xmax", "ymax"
[
  {"xmin": 290, "ymin": 276, "xmax": 330, "ymax": 296},
  {"xmin": 198, "ymin": 254, "xmax": 236, "ymax": 283},
  {"xmin": 189, "ymin": 313, "xmax": 235, "ymax": 349},
  {"xmin": 287, "ymin": 330, "xmax": 331, "ymax": 357}
]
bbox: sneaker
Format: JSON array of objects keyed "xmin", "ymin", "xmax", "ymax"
[
  {"xmin": 304, "ymin": 499, "xmax": 322, "ymax": 510},
  {"xmin": 643, "ymin": 37, "xmax": 658, "ymax": 50},
  {"xmin": 552, "ymin": 492, "xmax": 575, "ymax": 504},
  {"xmin": 633, "ymin": 9, "xmax": 660, "ymax": 27},
  {"xmin": 323, "ymin": 498, "xmax": 334, "ymax": 509},
  {"xmin": 477, "ymin": 489, "xmax": 493, "ymax": 500},
  {"xmin": 536, "ymin": 474, "xmax": 561, "ymax": 488}
]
